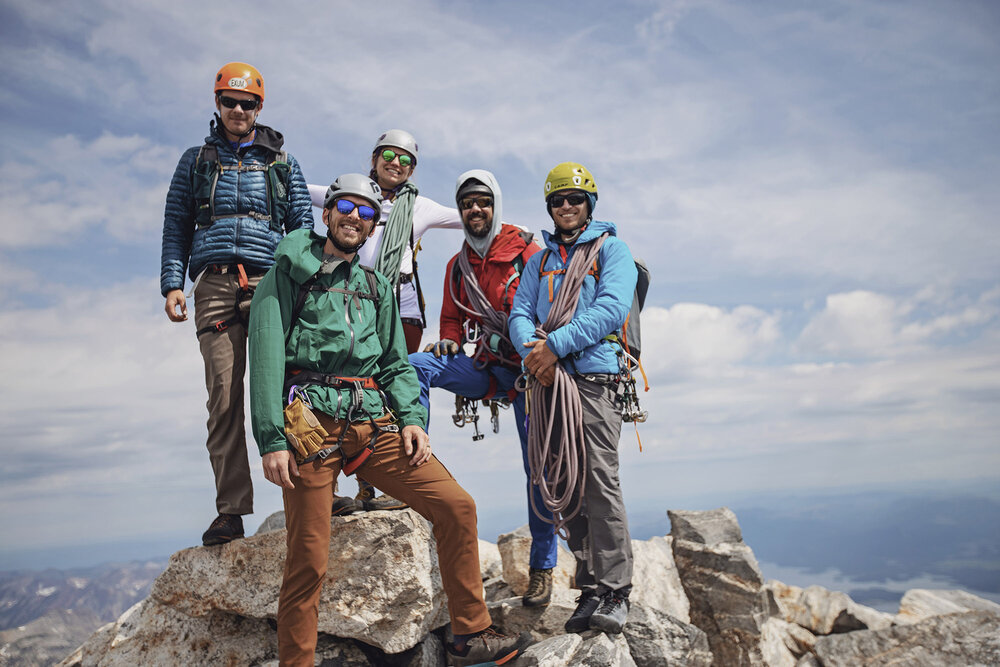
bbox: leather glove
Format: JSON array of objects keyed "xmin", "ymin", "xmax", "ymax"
[
  {"xmin": 283, "ymin": 398, "xmax": 330, "ymax": 462},
  {"xmin": 423, "ymin": 338, "xmax": 460, "ymax": 358}
]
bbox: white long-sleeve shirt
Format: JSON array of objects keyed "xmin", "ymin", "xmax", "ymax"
[{"xmin": 308, "ymin": 184, "xmax": 462, "ymax": 320}]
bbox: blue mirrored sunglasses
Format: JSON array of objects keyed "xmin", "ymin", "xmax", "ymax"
[{"xmin": 334, "ymin": 198, "xmax": 377, "ymax": 221}]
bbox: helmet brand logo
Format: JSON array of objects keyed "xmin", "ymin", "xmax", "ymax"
[{"xmin": 228, "ymin": 77, "xmax": 249, "ymax": 89}]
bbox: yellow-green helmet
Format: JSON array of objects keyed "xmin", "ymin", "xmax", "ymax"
[{"xmin": 543, "ymin": 162, "xmax": 598, "ymax": 199}]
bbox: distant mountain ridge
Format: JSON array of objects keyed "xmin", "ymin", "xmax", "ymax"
[{"xmin": 0, "ymin": 560, "xmax": 165, "ymax": 632}]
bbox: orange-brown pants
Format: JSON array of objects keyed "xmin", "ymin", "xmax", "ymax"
[{"xmin": 277, "ymin": 412, "xmax": 491, "ymax": 666}]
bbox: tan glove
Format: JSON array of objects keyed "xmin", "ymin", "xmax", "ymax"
[{"xmin": 283, "ymin": 398, "xmax": 330, "ymax": 463}]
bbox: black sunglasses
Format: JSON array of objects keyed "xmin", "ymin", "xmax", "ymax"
[
  {"xmin": 548, "ymin": 192, "xmax": 588, "ymax": 208},
  {"xmin": 459, "ymin": 197, "xmax": 493, "ymax": 210},
  {"xmin": 218, "ymin": 95, "xmax": 260, "ymax": 111}
]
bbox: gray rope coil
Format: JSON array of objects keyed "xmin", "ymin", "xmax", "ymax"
[
  {"xmin": 450, "ymin": 247, "xmax": 518, "ymax": 369},
  {"xmin": 523, "ymin": 234, "xmax": 607, "ymax": 539}
]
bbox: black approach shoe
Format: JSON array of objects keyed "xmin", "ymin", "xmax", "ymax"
[
  {"xmin": 589, "ymin": 588, "xmax": 630, "ymax": 634},
  {"xmin": 446, "ymin": 626, "xmax": 532, "ymax": 666},
  {"xmin": 356, "ymin": 480, "xmax": 408, "ymax": 512},
  {"xmin": 202, "ymin": 513, "xmax": 244, "ymax": 546},
  {"xmin": 564, "ymin": 588, "xmax": 601, "ymax": 633},
  {"xmin": 522, "ymin": 567, "xmax": 553, "ymax": 607},
  {"xmin": 331, "ymin": 495, "xmax": 364, "ymax": 516}
]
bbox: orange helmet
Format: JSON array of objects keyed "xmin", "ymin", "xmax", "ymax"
[{"xmin": 214, "ymin": 62, "xmax": 265, "ymax": 101}]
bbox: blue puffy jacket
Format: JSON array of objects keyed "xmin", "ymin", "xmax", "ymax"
[
  {"xmin": 509, "ymin": 220, "xmax": 638, "ymax": 375},
  {"xmin": 159, "ymin": 121, "xmax": 313, "ymax": 296}
]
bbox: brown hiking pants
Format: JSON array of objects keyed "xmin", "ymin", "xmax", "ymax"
[
  {"xmin": 194, "ymin": 270, "xmax": 262, "ymax": 516},
  {"xmin": 277, "ymin": 411, "xmax": 491, "ymax": 666}
]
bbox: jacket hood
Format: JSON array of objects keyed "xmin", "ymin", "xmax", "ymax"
[
  {"xmin": 454, "ymin": 169, "xmax": 503, "ymax": 258},
  {"xmin": 207, "ymin": 119, "xmax": 285, "ymax": 153},
  {"xmin": 274, "ymin": 228, "xmax": 327, "ymax": 284},
  {"xmin": 541, "ymin": 219, "xmax": 618, "ymax": 250}
]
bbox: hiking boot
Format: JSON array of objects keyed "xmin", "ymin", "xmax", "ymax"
[
  {"xmin": 356, "ymin": 480, "xmax": 408, "ymax": 512},
  {"xmin": 331, "ymin": 495, "xmax": 363, "ymax": 516},
  {"xmin": 564, "ymin": 588, "xmax": 601, "ymax": 633},
  {"xmin": 522, "ymin": 567, "xmax": 553, "ymax": 607},
  {"xmin": 446, "ymin": 626, "xmax": 532, "ymax": 666},
  {"xmin": 589, "ymin": 588, "xmax": 630, "ymax": 634},
  {"xmin": 202, "ymin": 513, "xmax": 244, "ymax": 546}
]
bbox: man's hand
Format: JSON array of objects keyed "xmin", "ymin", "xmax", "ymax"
[
  {"xmin": 401, "ymin": 425, "xmax": 431, "ymax": 466},
  {"xmin": 165, "ymin": 289, "xmax": 188, "ymax": 322},
  {"xmin": 423, "ymin": 339, "xmax": 459, "ymax": 358},
  {"xmin": 536, "ymin": 364, "xmax": 557, "ymax": 387},
  {"xmin": 522, "ymin": 339, "xmax": 558, "ymax": 376},
  {"xmin": 262, "ymin": 450, "xmax": 300, "ymax": 489}
]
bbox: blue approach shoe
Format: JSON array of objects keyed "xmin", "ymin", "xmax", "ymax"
[
  {"xmin": 589, "ymin": 588, "xmax": 631, "ymax": 634},
  {"xmin": 446, "ymin": 626, "xmax": 532, "ymax": 666}
]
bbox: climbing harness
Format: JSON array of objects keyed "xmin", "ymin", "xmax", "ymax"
[
  {"xmin": 195, "ymin": 263, "xmax": 260, "ymax": 337},
  {"xmin": 281, "ymin": 264, "xmax": 398, "ymax": 470}
]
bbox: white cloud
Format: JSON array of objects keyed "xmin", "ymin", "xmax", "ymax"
[
  {"xmin": 0, "ymin": 132, "xmax": 176, "ymax": 248},
  {"xmin": 798, "ymin": 288, "xmax": 1000, "ymax": 359},
  {"xmin": 640, "ymin": 303, "xmax": 781, "ymax": 377}
]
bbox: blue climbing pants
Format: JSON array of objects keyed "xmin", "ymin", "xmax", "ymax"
[{"xmin": 408, "ymin": 351, "xmax": 559, "ymax": 569}]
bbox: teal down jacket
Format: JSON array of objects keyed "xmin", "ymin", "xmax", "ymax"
[{"xmin": 159, "ymin": 120, "xmax": 313, "ymax": 296}]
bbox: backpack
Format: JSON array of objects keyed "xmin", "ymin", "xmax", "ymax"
[
  {"xmin": 192, "ymin": 143, "xmax": 290, "ymax": 233},
  {"xmin": 537, "ymin": 241, "xmax": 650, "ymax": 359}
]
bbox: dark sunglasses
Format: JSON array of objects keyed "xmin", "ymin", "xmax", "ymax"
[
  {"xmin": 459, "ymin": 196, "xmax": 493, "ymax": 210},
  {"xmin": 218, "ymin": 95, "xmax": 260, "ymax": 111},
  {"xmin": 548, "ymin": 192, "xmax": 588, "ymax": 208},
  {"xmin": 334, "ymin": 198, "xmax": 377, "ymax": 221},
  {"xmin": 380, "ymin": 149, "xmax": 413, "ymax": 167}
]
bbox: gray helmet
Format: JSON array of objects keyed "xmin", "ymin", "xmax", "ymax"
[
  {"xmin": 456, "ymin": 178, "xmax": 492, "ymax": 205},
  {"xmin": 323, "ymin": 173, "xmax": 383, "ymax": 224},
  {"xmin": 373, "ymin": 129, "xmax": 418, "ymax": 165}
]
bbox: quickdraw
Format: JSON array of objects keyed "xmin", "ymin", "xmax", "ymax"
[{"xmin": 452, "ymin": 395, "xmax": 512, "ymax": 442}]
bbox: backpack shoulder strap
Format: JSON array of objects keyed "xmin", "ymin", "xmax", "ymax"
[
  {"xmin": 360, "ymin": 265, "xmax": 379, "ymax": 301},
  {"xmin": 284, "ymin": 272, "xmax": 320, "ymax": 346}
]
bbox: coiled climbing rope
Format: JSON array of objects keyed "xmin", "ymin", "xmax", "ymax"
[{"xmin": 522, "ymin": 234, "xmax": 607, "ymax": 539}]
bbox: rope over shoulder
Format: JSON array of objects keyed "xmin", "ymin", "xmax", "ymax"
[{"xmin": 522, "ymin": 234, "xmax": 608, "ymax": 539}]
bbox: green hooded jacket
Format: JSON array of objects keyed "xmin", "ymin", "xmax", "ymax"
[{"xmin": 249, "ymin": 228, "xmax": 427, "ymax": 456}]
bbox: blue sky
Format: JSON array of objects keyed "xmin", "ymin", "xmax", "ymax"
[{"xmin": 0, "ymin": 0, "xmax": 998, "ymax": 569}]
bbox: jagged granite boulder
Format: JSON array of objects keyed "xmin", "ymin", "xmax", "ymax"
[
  {"xmin": 620, "ymin": 602, "xmax": 713, "ymax": 667},
  {"xmin": 669, "ymin": 507, "xmax": 773, "ymax": 666},
  {"xmin": 768, "ymin": 580, "xmax": 893, "ymax": 634},
  {"xmin": 630, "ymin": 536, "xmax": 690, "ymax": 623},
  {"xmin": 517, "ymin": 633, "xmax": 584, "ymax": 666},
  {"xmin": 151, "ymin": 509, "xmax": 444, "ymax": 653},
  {"xmin": 57, "ymin": 598, "xmax": 279, "ymax": 666},
  {"xmin": 812, "ymin": 610, "xmax": 1000, "ymax": 666},
  {"xmin": 895, "ymin": 588, "xmax": 1000, "ymax": 624},
  {"xmin": 497, "ymin": 525, "xmax": 576, "ymax": 595}
]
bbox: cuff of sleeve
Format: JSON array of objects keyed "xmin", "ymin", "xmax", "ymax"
[{"xmin": 260, "ymin": 442, "xmax": 290, "ymax": 456}]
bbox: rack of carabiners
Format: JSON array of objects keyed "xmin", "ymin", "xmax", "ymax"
[{"xmin": 452, "ymin": 395, "xmax": 512, "ymax": 441}]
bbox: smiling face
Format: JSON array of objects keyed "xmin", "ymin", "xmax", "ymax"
[
  {"xmin": 323, "ymin": 195, "xmax": 377, "ymax": 256},
  {"xmin": 548, "ymin": 188, "xmax": 590, "ymax": 236},
  {"xmin": 372, "ymin": 146, "xmax": 415, "ymax": 191},
  {"xmin": 460, "ymin": 196, "xmax": 494, "ymax": 238},
  {"xmin": 215, "ymin": 90, "xmax": 261, "ymax": 141}
]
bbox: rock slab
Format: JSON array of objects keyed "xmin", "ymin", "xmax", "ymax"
[{"xmin": 669, "ymin": 507, "xmax": 772, "ymax": 666}]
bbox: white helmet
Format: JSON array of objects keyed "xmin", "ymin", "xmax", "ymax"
[{"xmin": 373, "ymin": 129, "xmax": 418, "ymax": 165}]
